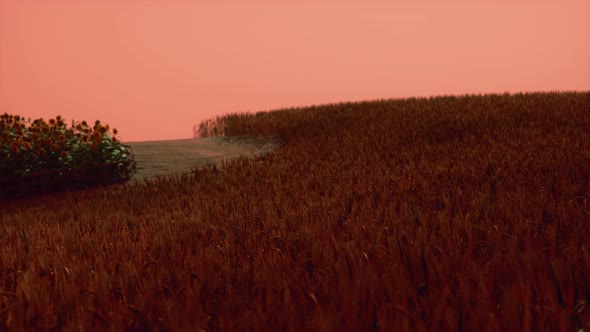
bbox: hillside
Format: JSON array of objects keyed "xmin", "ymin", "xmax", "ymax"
[{"xmin": 1, "ymin": 91, "xmax": 589, "ymax": 330}]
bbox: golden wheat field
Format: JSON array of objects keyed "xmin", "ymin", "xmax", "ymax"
[{"xmin": 0, "ymin": 91, "xmax": 589, "ymax": 331}]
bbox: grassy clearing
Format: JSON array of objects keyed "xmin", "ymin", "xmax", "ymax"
[{"xmin": 1, "ymin": 91, "xmax": 589, "ymax": 330}]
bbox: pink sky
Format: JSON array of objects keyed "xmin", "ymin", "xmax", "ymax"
[{"xmin": 1, "ymin": 1, "xmax": 589, "ymax": 142}]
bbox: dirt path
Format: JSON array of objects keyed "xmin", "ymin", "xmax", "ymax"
[{"xmin": 126, "ymin": 136, "xmax": 280, "ymax": 184}]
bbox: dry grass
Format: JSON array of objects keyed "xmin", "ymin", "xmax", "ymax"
[
  {"xmin": 124, "ymin": 136, "xmax": 282, "ymax": 185},
  {"xmin": 1, "ymin": 91, "xmax": 589, "ymax": 331}
]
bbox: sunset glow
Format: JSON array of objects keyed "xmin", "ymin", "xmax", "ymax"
[{"xmin": 1, "ymin": 0, "xmax": 589, "ymax": 142}]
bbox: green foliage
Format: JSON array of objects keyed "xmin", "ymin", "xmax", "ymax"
[{"xmin": 0, "ymin": 113, "xmax": 136, "ymax": 182}]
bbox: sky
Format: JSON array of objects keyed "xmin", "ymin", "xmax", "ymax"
[{"xmin": 1, "ymin": 1, "xmax": 589, "ymax": 143}]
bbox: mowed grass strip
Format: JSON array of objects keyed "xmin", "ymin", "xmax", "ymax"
[{"xmin": 1, "ymin": 91, "xmax": 589, "ymax": 331}]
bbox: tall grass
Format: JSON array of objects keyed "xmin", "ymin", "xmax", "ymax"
[{"xmin": 1, "ymin": 91, "xmax": 589, "ymax": 330}]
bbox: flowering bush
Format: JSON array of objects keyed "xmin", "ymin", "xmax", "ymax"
[{"xmin": 0, "ymin": 113, "xmax": 136, "ymax": 181}]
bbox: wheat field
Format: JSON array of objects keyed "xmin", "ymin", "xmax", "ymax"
[{"xmin": 1, "ymin": 91, "xmax": 589, "ymax": 331}]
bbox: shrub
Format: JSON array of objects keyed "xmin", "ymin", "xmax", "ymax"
[{"xmin": 0, "ymin": 113, "xmax": 136, "ymax": 182}]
